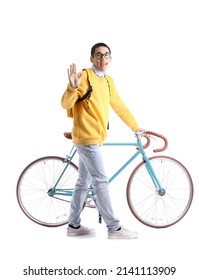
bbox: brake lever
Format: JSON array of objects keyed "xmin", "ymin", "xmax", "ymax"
[{"xmin": 148, "ymin": 134, "xmax": 156, "ymax": 141}]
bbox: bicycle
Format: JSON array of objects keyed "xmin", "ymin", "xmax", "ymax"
[{"xmin": 16, "ymin": 131, "xmax": 194, "ymax": 228}]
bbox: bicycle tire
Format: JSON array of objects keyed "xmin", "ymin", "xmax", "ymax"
[
  {"xmin": 16, "ymin": 156, "xmax": 78, "ymax": 227},
  {"xmin": 126, "ymin": 156, "xmax": 194, "ymax": 228}
]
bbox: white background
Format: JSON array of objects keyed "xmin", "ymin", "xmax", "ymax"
[{"xmin": 1, "ymin": 0, "xmax": 199, "ymax": 279}]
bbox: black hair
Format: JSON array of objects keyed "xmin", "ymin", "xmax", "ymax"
[{"xmin": 91, "ymin": 42, "xmax": 111, "ymax": 57}]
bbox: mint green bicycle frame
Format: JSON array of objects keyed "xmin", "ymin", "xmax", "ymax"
[{"xmin": 49, "ymin": 134, "xmax": 165, "ymax": 199}]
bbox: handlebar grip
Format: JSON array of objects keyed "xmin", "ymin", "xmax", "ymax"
[{"xmin": 146, "ymin": 131, "xmax": 168, "ymax": 152}]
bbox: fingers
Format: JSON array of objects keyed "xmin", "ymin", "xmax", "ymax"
[
  {"xmin": 135, "ymin": 128, "xmax": 145, "ymax": 132},
  {"xmin": 73, "ymin": 63, "xmax": 76, "ymax": 73},
  {"xmin": 69, "ymin": 63, "xmax": 76, "ymax": 75},
  {"xmin": 67, "ymin": 63, "xmax": 79, "ymax": 88},
  {"xmin": 67, "ymin": 63, "xmax": 76, "ymax": 84}
]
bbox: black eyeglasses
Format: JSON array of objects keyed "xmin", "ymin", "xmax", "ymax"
[{"xmin": 94, "ymin": 52, "xmax": 111, "ymax": 59}]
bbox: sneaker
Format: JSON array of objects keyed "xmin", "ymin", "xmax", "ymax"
[
  {"xmin": 67, "ymin": 225, "xmax": 96, "ymax": 237},
  {"xmin": 108, "ymin": 226, "xmax": 139, "ymax": 239}
]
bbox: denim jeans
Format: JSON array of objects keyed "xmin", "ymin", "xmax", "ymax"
[{"xmin": 68, "ymin": 144, "xmax": 120, "ymax": 230}]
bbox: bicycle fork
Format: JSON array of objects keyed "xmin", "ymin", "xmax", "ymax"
[{"xmin": 143, "ymin": 156, "xmax": 166, "ymax": 196}]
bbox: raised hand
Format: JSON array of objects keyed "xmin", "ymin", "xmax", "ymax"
[{"xmin": 67, "ymin": 63, "xmax": 82, "ymax": 88}]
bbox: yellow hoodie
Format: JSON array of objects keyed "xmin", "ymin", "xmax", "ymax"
[{"xmin": 61, "ymin": 68, "xmax": 139, "ymax": 145}]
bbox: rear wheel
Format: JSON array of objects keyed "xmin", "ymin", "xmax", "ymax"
[{"xmin": 16, "ymin": 156, "xmax": 78, "ymax": 227}]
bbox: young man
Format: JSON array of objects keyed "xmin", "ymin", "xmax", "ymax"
[{"xmin": 61, "ymin": 42, "xmax": 144, "ymax": 239}]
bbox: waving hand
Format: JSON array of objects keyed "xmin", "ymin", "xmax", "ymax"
[{"xmin": 67, "ymin": 63, "xmax": 82, "ymax": 88}]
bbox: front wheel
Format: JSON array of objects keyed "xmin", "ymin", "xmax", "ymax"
[
  {"xmin": 16, "ymin": 156, "xmax": 78, "ymax": 227},
  {"xmin": 127, "ymin": 156, "xmax": 194, "ymax": 228}
]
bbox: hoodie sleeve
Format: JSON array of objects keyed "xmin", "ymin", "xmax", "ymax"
[
  {"xmin": 109, "ymin": 76, "xmax": 139, "ymax": 131},
  {"xmin": 61, "ymin": 84, "xmax": 78, "ymax": 109}
]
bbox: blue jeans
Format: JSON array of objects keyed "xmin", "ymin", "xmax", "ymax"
[{"xmin": 68, "ymin": 144, "xmax": 120, "ymax": 230}]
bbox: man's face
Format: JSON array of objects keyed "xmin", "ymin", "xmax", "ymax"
[{"xmin": 90, "ymin": 46, "xmax": 112, "ymax": 73}]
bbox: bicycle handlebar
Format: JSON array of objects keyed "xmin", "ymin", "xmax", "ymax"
[{"xmin": 145, "ymin": 131, "xmax": 168, "ymax": 152}]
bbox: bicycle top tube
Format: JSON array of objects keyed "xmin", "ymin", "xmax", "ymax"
[
  {"xmin": 103, "ymin": 142, "xmax": 138, "ymax": 146},
  {"xmin": 63, "ymin": 131, "xmax": 168, "ymax": 153},
  {"xmin": 63, "ymin": 131, "xmax": 168, "ymax": 154},
  {"xmin": 64, "ymin": 132, "xmax": 138, "ymax": 146}
]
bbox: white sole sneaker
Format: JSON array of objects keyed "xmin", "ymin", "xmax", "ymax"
[
  {"xmin": 108, "ymin": 226, "xmax": 139, "ymax": 239},
  {"xmin": 67, "ymin": 225, "xmax": 96, "ymax": 237}
]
